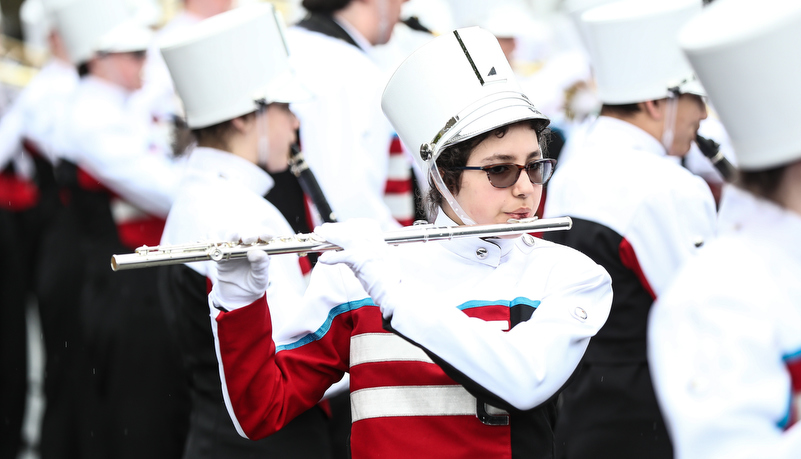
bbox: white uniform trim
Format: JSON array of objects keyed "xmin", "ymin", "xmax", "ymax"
[
  {"xmin": 350, "ymin": 333, "xmax": 432, "ymax": 366},
  {"xmin": 350, "ymin": 385, "xmax": 507, "ymax": 422}
]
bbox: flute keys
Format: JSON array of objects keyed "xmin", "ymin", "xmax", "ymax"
[{"xmin": 209, "ymin": 246, "xmax": 224, "ymax": 261}]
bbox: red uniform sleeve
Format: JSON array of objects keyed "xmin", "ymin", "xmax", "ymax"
[{"xmin": 214, "ymin": 295, "xmax": 350, "ymax": 440}]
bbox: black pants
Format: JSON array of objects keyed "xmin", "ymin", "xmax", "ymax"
[
  {"xmin": 555, "ymin": 361, "xmax": 673, "ymax": 459},
  {"xmin": 77, "ymin": 248, "xmax": 190, "ymax": 459},
  {"xmin": 34, "ymin": 204, "xmax": 84, "ymax": 459},
  {"xmin": 0, "ymin": 210, "xmax": 28, "ymax": 459}
]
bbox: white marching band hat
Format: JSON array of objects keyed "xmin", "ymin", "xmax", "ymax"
[
  {"xmin": 679, "ymin": 0, "xmax": 801, "ymax": 171},
  {"xmin": 563, "ymin": 0, "xmax": 619, "ymax": 53},
  {"xmin": 581, "ymin": 0, "xmax": 704, "ymax": 104},
  {"xmin": 52, "ymin": 0, "xmax": 152, "ymax": 65},
  {"xmin": 381, "ymin": 26, "xmax": 549, "ymax": 174},
  {"xmin": 452, "ymin": 0, "xmax": 534, "ymax": 39},
  {"xmin": 159, "ymin": 3, "xmax": 308, "ymax": 130}
]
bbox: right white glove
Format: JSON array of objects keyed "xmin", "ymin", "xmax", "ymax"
[
  {"xmin": 315, "ymin": 219, "xmax": 404, "ymax": 318},
  {"xmin": 209, "ymin": 231, "xmax": 271, "ymax": 311}
]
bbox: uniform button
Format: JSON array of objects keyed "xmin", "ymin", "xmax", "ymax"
[
  {"xmin": 476, "ymin": 247, "xmax": 488, "ymax": 259},
  {"xmin": 572, "ymin": 307, "xmax": 588, "ymax": 321},
  {"xmin": 693, "ymin": 237, "xmax": 704, "ymax": 248},
  {"xmin": 522, "ymin": 234, "xmax": 536, "ymax": 246}
]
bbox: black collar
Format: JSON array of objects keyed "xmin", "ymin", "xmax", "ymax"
[{"xmin": 296, "ymin": 12, "xmax": 362, "ymax": 51}]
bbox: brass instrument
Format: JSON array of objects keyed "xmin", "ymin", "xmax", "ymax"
[{"xmin": 110, "ymin": 216, "xmax": 573, "ymax": 271}]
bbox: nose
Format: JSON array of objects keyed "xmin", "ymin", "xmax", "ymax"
[
  {"xmin": 290, "ymin": 112, "xmax": 300, "ymax": 130},
  {"xmin": 512, "ymin": 168, "xmax": 536, "ymax": 197}
]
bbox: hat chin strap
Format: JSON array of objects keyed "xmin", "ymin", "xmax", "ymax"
[
  {"xmin": 430, "ymin": 162, "xmax": 477, "ymax": 226},
  {"xmin": 660, "ymin": 91, "xmax": 679, "ymax": 154},
  {"xmin": 257, "ymin": 110, "xmax": 271, "ymax": 168}
]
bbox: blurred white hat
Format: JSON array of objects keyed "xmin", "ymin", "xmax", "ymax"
[
  {"xmin": 680, "ymin": 0, "xmax": 801, "ymax": 171},
  {"xmin": 20, "ymin": 0, "xmax": 71, "ymax": 57},
  {"xmin": 159, "ymin": 3, "xmax": 308, "ymax": 129},
  {"xmin": 21, "ymin": 0, "xmax": 50, "ymax": 51},
  {"xmin": 53, "ymin": 0, "xmax": 152, "ymax": 65},
  {"xmin": 452, "ymin": 0, "xmax": 535, "ymax": 38},
  {"xmin": 562, "ymin": 0, "xmax": 617, "ymax": 52},
  {"xmin": 382, "ymin": 26, "xmax": 549, "ymax": 173},
  {"xmin": 581, "ymin": 0, "xmax": 703, "ymax": 104}
]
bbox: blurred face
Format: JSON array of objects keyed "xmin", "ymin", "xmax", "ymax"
[
  {"xmin": 373, "ymin": 0, "xmax": 409, "ymax": 45},
  {"xmin": 451, "ymin": 124, "xmax": 543, "ymax": 226},
  {"xmin": 666, "ymin": 93, "xmax": 708, "ymax": 157},
  {"xmin": 185, "ymin": 0, "xmax": 233, "ymax": 18},
  {"xmin": 254, "ymin": 103, "xmax": 300, "ymax": 172},
  {"xmin": 93, "ymin": 51, "xmax": 147, "ymax": 91},
  {"xmin": 496, "ymin": 37, "xmax": 517, "ymax": 63}
]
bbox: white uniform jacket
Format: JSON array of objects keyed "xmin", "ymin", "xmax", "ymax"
[
  {"xmin": 211, "ymin": 212, "xmax": 612, "ymax": 459},
  {"xmin": 649, "ymin": 186, "xmax": 801, "ymax": 459},
  {"xmin": 0, "ymin": 59, "xmax": 77, "ymax": 171},
  {"xmin": 161, "ymin": 147, "xmax": 308, "ymax": 337},
  {"xmin": 57, "ymin": 76, "xmax": 181, "ymax": 218},
  {"xmin": 544, "ymin": 116, "xmax": 717, "ymax": 302},
  {"xmin": 286, "ymin": 26, "xmax": 399, "ymax": 230}
]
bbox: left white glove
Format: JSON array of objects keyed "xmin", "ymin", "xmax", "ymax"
[
  {"xmin": 316, "ymin": 219, "xmax": 404, "ymax": 318},
  {"xmin": 209, "ymin": 230, "xmax": 271, "ymax": 311}
]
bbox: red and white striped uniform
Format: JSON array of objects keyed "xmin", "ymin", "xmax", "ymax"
[
  {"xmin": 211, "ymin": 213, "xmax": 612, "ymax": 459},
  {"xmin": 383, "ymin": 133, "xmax": 415, "ymax": 226}
]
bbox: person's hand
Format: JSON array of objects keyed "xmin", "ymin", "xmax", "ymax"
[
  {"xmin": 316, "ymin": 219, "xmax": 403, "ymax": 317},
  {"xmin": 209, "ymin": 230, "xmax": 271, "ymax": 311}
]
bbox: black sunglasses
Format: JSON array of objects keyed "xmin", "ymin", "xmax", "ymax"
[{"xmin": 451, "ymin": 158, "xmax": 556, "ymax": 188}]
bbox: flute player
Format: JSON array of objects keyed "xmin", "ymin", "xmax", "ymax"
[
  {"xmin": 207, "ymin": 27, "xmax": 612, "ymax": 458},
  {"xmin": 157, "ymin": 5, "xmax": 333, "ymax": 457}
]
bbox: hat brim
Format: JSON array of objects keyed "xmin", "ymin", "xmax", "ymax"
[
  {"xmin": 96, "ymin": 21, "xmax": 152, "ymax": 55},
  {"xmin": 440, "ymin": 97, "xmax": 549, "ymax": 156},
  {"xmin": 256, "ymin": 69, "xmax": 312, "ymax": 105},
  {"xmin": 678, "ymin": 78, "xmax": 706, "ymax": 98}
]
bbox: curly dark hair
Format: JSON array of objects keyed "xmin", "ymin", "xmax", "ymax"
[{"xmin": 425, "ymin": 120, "xmax": 550, "ymax": 219}]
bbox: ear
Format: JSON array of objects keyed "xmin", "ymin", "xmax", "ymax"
[
  {"xmin": 642, "ymin": 100, "xmax": 663, "ymax": 120},
  {"xmin": 230, "ymin": 115, "xmax": 253, "ymax": 133}
]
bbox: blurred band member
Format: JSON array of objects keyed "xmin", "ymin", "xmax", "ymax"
[
  {"xmin": 649, "ymin": 1, "xmax": 801, "ymax": 457},
  {"xmin": 158, "ymin": 5, "xmax": 333, "ymax": 457},
  {"xmin": 543, "ymin": 1, "xmax": 717, "ymax": 458},
  {"xmin": 52, "ymin": 0, "xmax": 189, "ymax": 456}
]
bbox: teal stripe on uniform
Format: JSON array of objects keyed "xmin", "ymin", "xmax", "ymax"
[
  {"xmin": 277, "ymin": 297, "xmax": 375, "ymax": 352},
  {"xmin": 458, "ymin": 297, "xmax": 541, "ymax": 311}
]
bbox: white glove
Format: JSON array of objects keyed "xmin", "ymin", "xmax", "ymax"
[
  {"xmin": 316, "ymin": 219, "xmax": 404, "ymax": 318},
  {"xmin": 209, "ymin": 230, "xmax": 271, "ymax": 311}
]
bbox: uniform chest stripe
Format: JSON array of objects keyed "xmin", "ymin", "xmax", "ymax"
[
  {"xmin": 351, "ymin": 333, "xmax": 433, "ymax": 366},
  {"xmin": 350, "ymin": 385, "xmax": 508, "ymax": 422}
]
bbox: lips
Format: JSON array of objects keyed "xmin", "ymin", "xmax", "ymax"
[{"xmin": 506, "ymin": 209, "xmax": 531, "ymax": 219}]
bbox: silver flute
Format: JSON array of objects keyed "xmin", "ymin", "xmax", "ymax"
[{"xmin": 110, "ymin": 216, "xmax": 573, "ymax": 271}]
